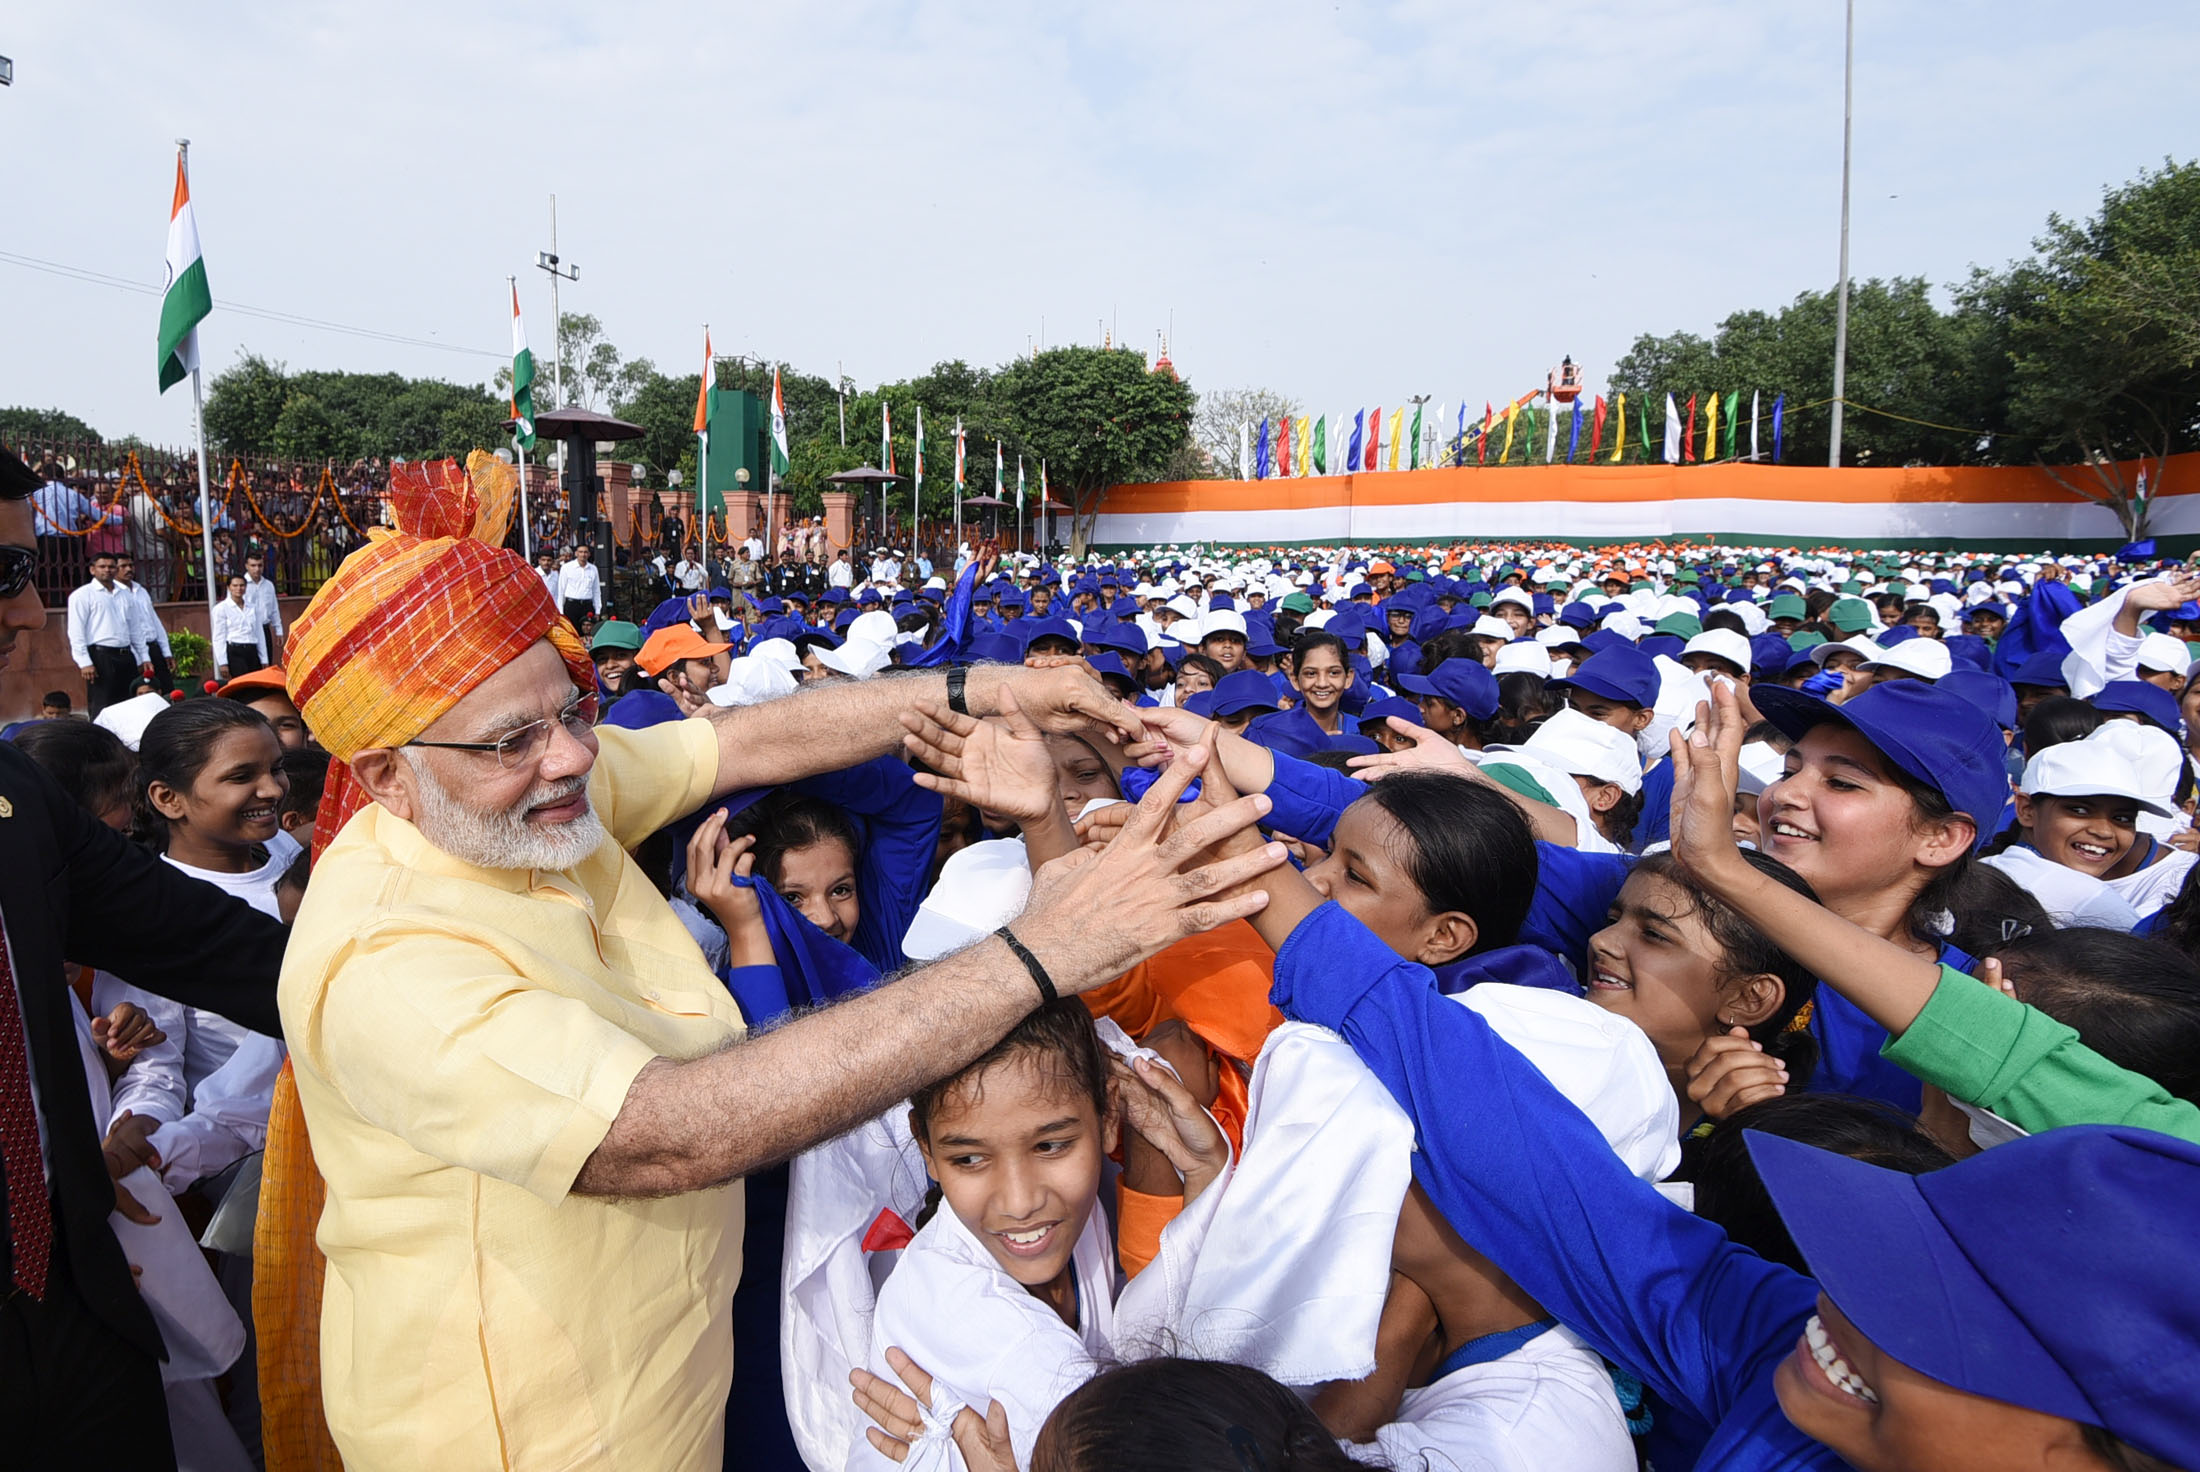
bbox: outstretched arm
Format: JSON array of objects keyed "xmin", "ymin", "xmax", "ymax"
[
  {"xmin": 575, "ymin": 748, "xmax": 1288, "ymax": 1195},
  {"xmin": 700, "ymin": 661, "xmax": 1143, "ymax": 800}
]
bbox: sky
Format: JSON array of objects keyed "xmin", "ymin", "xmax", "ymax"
[{"xmin": 4, "ymin": 1, "xmax": 2196, "ymax": 449}]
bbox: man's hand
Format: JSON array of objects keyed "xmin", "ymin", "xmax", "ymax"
[
  {"xmin": 1009, "ymin": 742, "xmax": 1286, "ymax": 996},
  {"xmin": 998, "ymin": 662, "xmax": 1144, "ymax": 746},
  {"xmin": 78, "ymin": 664, "xmax": 95, "ymax": 682},
  {"xmin": 1346, "ymin": 719, "xmax": 1474, "ymax": 780},
  {"xmin": 901, "ymin": 689, "xmax": 1058, "ymax": 827}
]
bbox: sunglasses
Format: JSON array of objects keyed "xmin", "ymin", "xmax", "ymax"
[{"xmin": 0, "ymin": 544, "xmax": 33, "ymax": 601}]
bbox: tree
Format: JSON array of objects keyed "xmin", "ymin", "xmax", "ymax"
[
  {"xmin": 0, "ymin": 406, "xmax": 102, "ymax": 445},
  {"xmin": 203, "ymin": 354, "xmax": 508, "ymax": 463},
  {"xmin": 992, "ymin": 347, "xmax": 1196, "ymax": 552},
  {"xmin": 200, "ymin": 354, "xmax": 292, "ymax": 456},
  {"xmin": 1191, "ymin": 388, "xmax": 1299, "ymax": 478},
  {"xmin": 611, "ymin": 366, "xmax": 703, "ymax": 488},
  {"xmin": 1994, "ymin": 160, "xmax": 2200, "ymax": 535}
]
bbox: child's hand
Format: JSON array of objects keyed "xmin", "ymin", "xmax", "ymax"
[
  {"xmin": 1172, "ymin": 725, "xmax": 1263, "ymax": 864},
  {"xmin": 1072, "ymin": 801, "xmax": 1134, "ymax": 852},
  {"xmin": 1684, "ymin": 1027, "xmax": 1789, "ymax": 1120},
  {"xmin": 1113, "ymin": 1055, "xmax": 1229, "ymax": 1204},
  {"xmin": 1669, "ymin": 687, "xmax": 1751, "ymax": 892},
  {"xmin": 1347, "ymin": 719, "xmax": 1474, "ymax": 780},
  {"xmin": 91, "ymin": 1002, "xmax": 163, "ymax": 1078},
  {"xmin": 851, "ymin": 1347, "xmax": 1016, "ymax": 1471},
  {"xmin": 684, "ymin": 813, "xmax": 772, "ymax": 968},
  {"xmin": 102, "ymin": 1110, "xmax": 162, "ymax": 1181},
  {"xmin": 902, "ymin": 688, "xmax": 1059, "ymax": 827},
  {"xmin": 1974, "ymin": 954, "xmax": 2020, "ymax": 999},
  {"xmin": 1141, "ymin": 1018, "xmax": 1222, "ymax": 1109}
]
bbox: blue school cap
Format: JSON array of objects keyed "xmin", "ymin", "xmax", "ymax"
[
  {"xmin": 1639, "ymin": 633, "xmax": 1686, "ymax": 662},
  {"xmin": 1550, "ymin": 643, "xmax": 1658, "ymax": 707},
  {"xmin": 1942, "ymin": 634, "xmax": 1992, "ymax": 672},
  {"xmin": 1208, "ymin": 669, "xmax": 1282, "ymax": 718},
  {"xmin": 1327, "ymin": 732, "xmax": 1380, "ymax": 756},
  {"xmin": 821, "ymin": 587, "xmax": 849, "ymax": 605},
  {"xmin": 1751, "ymin": 1125, "xmax": 2200, "ymax": 1471},
  {"xmin": 1246, "ymin": 632, "xmax": 1287, "ymax": 659},
  {"xmin": 1936, "ymin": 668, "xmax": 2019, "ymax": 733},
  {"xmin": 967, "ymin": 631, "xmax": 1024, "ymax": 665},
  {"xmin": 2010, "ymin": 650, "xmax": 2071, "ymax": 690},
  {"xmin": 1580, "ymin": 629, "xmax": 1634, "ymax": 657},
  {"xmin": 1395, "ymin": 658, "xmax": 1500, "ymax": 721},
  {"xmin": 2093, "ymin": 679, "xmax": 2183, "ymax": 737},
  {"xmin": 1751, "ymin": 680, "xmax": 2010, "ymax": 850},
  {"xmin": 1559, "ymin": 600, "xmax": 1601, "ymax": 631},
  {"xmin": 1357, "ymin": 695, "xmax": 1423, "ymax": 731},
  {"xmin": 1242, "ymin": 707, "xmax": 1330, "ymax": 760},
  {"xmin": 1085, "ymin": 651, "xmax": 1136, "ymax": 689},
  {"xmin": 1019, "ymin": 616, "xmax": 1081, "ymax": 651},
  {"xmin": 1749, "ymin": 632, "xmax": 1795, "ymax": 675}
]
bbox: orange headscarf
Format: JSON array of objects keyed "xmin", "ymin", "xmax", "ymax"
[{"xmin": 284, "ymin": 450, "xmax": 592, "ymax": 855}]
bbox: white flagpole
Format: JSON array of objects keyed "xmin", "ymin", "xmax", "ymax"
[
  {"xmin": 698, "ymin": 324, "xmax": 710, "ymax": 588},
  {"xmin": 190, "ymin": 367, "xmax": 218, "ymax": 633},
  {"xmin": 509, "ymin": 276, "xmax": 533, "ymax": 563}
]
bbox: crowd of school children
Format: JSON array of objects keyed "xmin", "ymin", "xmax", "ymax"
[{"xmin": 19, "ymin": 532, "xmax": 2200, "ymax": 1472}]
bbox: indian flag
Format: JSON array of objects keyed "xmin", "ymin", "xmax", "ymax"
[
  {"xmin": 769, "ymin": 367, "xmax": 790, "ymax": 476},
  {"xmin": 509, "ymin": 282, "xmax": 537, "ymax": 451},
  {"xmin": 693, "ymin": 328, "xmax": 715, "ymax": 436},
  {"xmin": 157, "ymin": 150, "xmax": 212, "ymax": 393}
]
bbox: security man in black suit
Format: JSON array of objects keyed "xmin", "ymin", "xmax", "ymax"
[{"xmin": 0, "ymin": 441, "xmax": 289, "ymax": 1469}]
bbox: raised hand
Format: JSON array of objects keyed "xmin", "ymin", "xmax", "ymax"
[
  {"xmin": 1112, "ymin": 1054, "xmax": 1229, "ymax": 1204},
  {"xmin": 1005, "ymin": 661, "xmax": 1145, "ymax": 745},
  {"xmin": 1684, "ymin": 1027, "xmax": 1790, "ymax": 1119},
  {"xmin": 1010, "ymin": 742, "xmax": 1288, "ymax": 993},
  {"xmin": 1668, "ymin": 687, "xmax": 1751, "ymax": 891},
  {"xmin": 902, "ymin": 688, "xmax": 1058, "ymax": 826},
  {"xmin": 684, "ymin": 812, "xmax": 772, "ymax": 968},
  {"xmin": 103, "ymin": 1110, "xmax": 162, "ymax": 1182},
  {"xmin": 1346, "ymin": 718, "xmax": 1475, "ymax": 780},
  {"xmin": 2126, "ymin": 572, "xmax": 2200, "ymax": 613}
]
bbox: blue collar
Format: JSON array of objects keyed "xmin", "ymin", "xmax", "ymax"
[{"xmin": 1432, "ymin": 1316, "xmax": 1559, "ymax": 1380}]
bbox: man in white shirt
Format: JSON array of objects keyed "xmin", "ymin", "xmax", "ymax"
[
  {"xmin": 66, "ymin": 552, "xmax": 149, "ymax": 716},
  {"xmin": 211, "ymin": 574, "xmax": 266, "ymax": 681},
  {"xmin": 556, "ymin": 545, "xmax": 603, "ymax": 627},
  {"xmin": 674, "ymin": 552, "xmax": 706, "ymax": 594},
  {"xmin": 242, "ymin": 552, "xmax": 285, "ymax": 664},
  {"xmin": 114, "ymin": 555, "xmax": 174, "ymax": 695},
  {"xmin": 535, "ymin": 549, "xmax": 561, "ymax": 601},
  {"xmin": 828, "ymin": 550, "xmax": 855, "ymax": 590}
]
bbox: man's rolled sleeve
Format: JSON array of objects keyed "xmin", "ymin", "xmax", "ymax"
[
  {"xmin": 592, "ymin": 719, "xmax": 722, "ymax": 850},
  {"xmin": 309, "ymin": 928, "xmax": 659, "ymax": 1204}
]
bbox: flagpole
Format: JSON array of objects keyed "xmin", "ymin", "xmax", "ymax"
[
  {"xmin": 508, "ymin": 275, "xmax": 533, "ymax": 562},
  {"xmin": 698, "ymin": 324, "xmax": 711, "ymax": 588},
  {"xmin": 189, "ymin": 366, "xmax": 218, "ymax": 634}
]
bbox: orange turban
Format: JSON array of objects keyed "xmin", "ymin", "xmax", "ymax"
[{"xmin": 285, "ymin": 450, "xmax": 592, "ymax": 852}]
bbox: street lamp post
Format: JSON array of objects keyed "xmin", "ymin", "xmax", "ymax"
[{"xmin": 1829, "ymin": 0, "xmax": 1855, "ymax": 467}]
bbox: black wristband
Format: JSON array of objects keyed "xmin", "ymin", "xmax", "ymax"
[
  {"xmin": 994, "ymin": 925, "xmax": 1058, "ymax": 1005},
  {"xmin": 946, "ymin": 664, "xmax": 970, "ymax": 716}
]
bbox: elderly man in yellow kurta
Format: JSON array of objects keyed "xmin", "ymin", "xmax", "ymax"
[{"xmin": 274, "ymin": 454, "xmax": 1283, "ymax": 1469}]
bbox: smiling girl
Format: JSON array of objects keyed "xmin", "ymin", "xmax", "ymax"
[
  {"xmin": 1288, "ymin": 630, "xmax": 1355, "ymax": 736},
  {"xmin": 142, "ymin": 700, "xmax": 297, "ymax": 915},
  {"xmin": 861, "ymin": 999, "xmax": 1221, "ymax": 1471},
  {"xmin": 1585, "ymin": 851, "xmax": 1820, "ymax": 1129}
]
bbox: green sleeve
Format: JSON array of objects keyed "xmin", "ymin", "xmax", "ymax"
[{"xmin": 1880, "ymin": 965, "xmax": 2200, "ymax": 1147}]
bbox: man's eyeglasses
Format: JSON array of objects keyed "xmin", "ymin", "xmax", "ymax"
[
  {"xmin": 0, "ymin": 544, "xmax": 34, "ymax": 601},
  {"xmin": 405, "ymin": 693, "xmax": 598, "ymax": 769}
]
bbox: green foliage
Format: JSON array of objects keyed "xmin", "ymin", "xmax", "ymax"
[
  {"xmin": 203, "ymin": 353, "xmax": 507, "ymax": 464},
  {"xmin": 0, "ymin": 406, "xmax": 102, "ymax": 445},
  {"xmin": 611, "ymin": 368, "xmax": 703, "ymax": 487},
  {"xmin": 168, "ymin": 628, "xmax": 212, "ymax": 680},
  {"xmin": 992, "ymin": 348, "xmax": 1197, "ymax": 544}
]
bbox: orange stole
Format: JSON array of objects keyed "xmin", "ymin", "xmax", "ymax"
[{"xmin": 254, "ymin": 1060, "xmax": 343, "ymax": 1470}]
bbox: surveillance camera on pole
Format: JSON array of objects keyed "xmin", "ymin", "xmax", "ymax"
[{"xmin": 0, "ymin": 56, "xmax": 15, "ymax": 86}]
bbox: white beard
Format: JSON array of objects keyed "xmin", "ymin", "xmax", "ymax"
[{"xmin": 401, "ymin": 751, "xmax": 606, "ymax": 871}]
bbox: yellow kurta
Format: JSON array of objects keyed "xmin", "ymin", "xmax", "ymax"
[{"xmin": 281, "ymin": 719, "xmax": 746, "ymax": 1470}]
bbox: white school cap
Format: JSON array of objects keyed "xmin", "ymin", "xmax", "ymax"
[
  {"xmin": 1492, "ymin": 641, "xmax": 1553, "ymax": 677},
  {"xmin": 1681, "ymin": 629, "xmax": 1753, "ymax": 677},
  {"xmin": 1861, "ymin": 636, "xmax": 1952, "ymax": 682},
  {"xmin": 2083, "ymin": 720, "xmax": 2184, "ymax": 810},
  {"xmin": 848, "ymin": 610, "xmax": 900, "ymax": 647},
  {"xmin": 2019, "ymin": 734, "xmax": 2175, "ymax": 817},
  {"xmin": 1490, "ymin": 587, "xmax": 1534, "ymax": 611},
  {"xmin": 1520, "ymin": 707, "xmax": 1644, "ymax": 794},
  {"xmin": 1455, "ymin": 984, "xmax": 1681, "ymax": 1182},
  {"xmin": 748, "ymin": 636, "xmax": 807, "ymax": 673},
  {"xmin": 814, "ymin": 637, "xmax": 891, "ymax": 679},
  {"xmin": 1811, "ymin": 634, "xmax": 1882, "ymax": 665},
  {"xmin": 901, "ymin": 838, "xmax": 1034, "ymax": 961},
  {"xmin": 1200, "ymin": 609, "xmax": 1248, "ymax": 640},
  {"xmin": 2136, "ymin": 632, "xmax": 2193, "ymax": 677},
  {"xmin": 91, "ymin": 691, "xmax": 170, "ymax": 752},
  {"xmin": 1736, "ymin": 739, "xmax": 1787, "ymax": 797},
  {"xmin": 706, "ymin": 654, "xmax": 799, "ymax": 707},
  {"xmin": 1470, "ymin": 614, "xmax": 1515, "ymax": 642}
]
